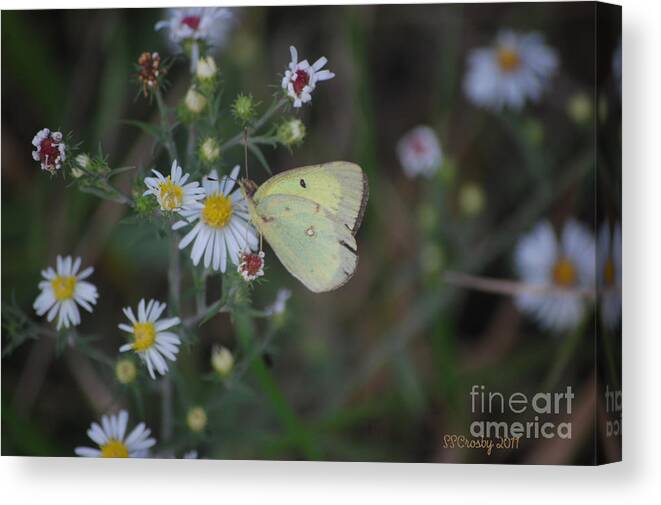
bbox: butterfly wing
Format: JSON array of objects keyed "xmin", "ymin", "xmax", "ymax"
[
  {"xmin": 254, "ymin": 162, "xmax": 368, "ymax": 235},
  {"xmin": 253, "ymin": 194, "xmax": 358, "ymax": 293}
]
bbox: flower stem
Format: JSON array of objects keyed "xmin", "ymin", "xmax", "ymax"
[
  {"xmin": 219, "ymin": 98, "xmax": 287, "ymax": 152},
  {"xmin": 234, "ymin": 310, "xmax": 320, "ymax": 459},
  {"xmin": 155, "ymin": 89, "xmax": 178, "ymax": 162},
  {"xmin": 161, "ymin": 227, "xmax": 181, "ymax": 444}
]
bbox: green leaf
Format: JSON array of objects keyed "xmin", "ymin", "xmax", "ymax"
[
  {"xmin": 121, "ymin": 119, "xmax": 164, "ymax": 141},
  {"xmin": 107, "ymin": 165, "xmax": 135, "ymax": 178},
  {"xmin": 198, "ymin": 299, "xmax": 226, "ymax": 327},
  {"xmin": 247, "ymin": 143, "xmax": 272, "ymax": 175}
]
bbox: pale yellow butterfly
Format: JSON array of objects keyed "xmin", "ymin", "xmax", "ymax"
[{"xmin": 239, "ymin": 162, "xmax": 369, "ymax": 293}]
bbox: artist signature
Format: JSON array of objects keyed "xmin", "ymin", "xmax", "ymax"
[{"xmin": 442, "ymin": 434, "xmax": 521, "ymax": 456}]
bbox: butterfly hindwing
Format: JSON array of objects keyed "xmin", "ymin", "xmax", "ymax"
[{"xmin": 253, "ymin": 194, "xmax": 358, "ymax": 293}]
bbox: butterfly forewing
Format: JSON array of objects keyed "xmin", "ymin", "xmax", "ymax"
[{"xmin": 254, "ymin": 162, "xmax": 368, "ymax": 234}]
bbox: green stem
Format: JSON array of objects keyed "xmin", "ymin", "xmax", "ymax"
[
  {"xmin": 219, "ymin": 98, "xmax": 287, "ymax": 152},
  {"xmin": 161, "ymin": 227, "xmax": 181, "ymax": 443},
  {"xmin": 155, "ymin": 89, "xmax": 178, "ymax": 162},
  {"xmin": 542, "ymin": 320, "xmax": 585, "ymax": 391},
  {"xmin": 234, "ymin": 310, "xmax": 319, "ymax": 459}
]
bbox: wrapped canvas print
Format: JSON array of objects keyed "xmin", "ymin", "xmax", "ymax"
[{"xmin": 1, "ymin": 1, "xmax": 621, "ymax": 465}]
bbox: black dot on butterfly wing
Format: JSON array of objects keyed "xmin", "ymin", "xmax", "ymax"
[{"xmin": 300, "ymin": 179, "xmax": 306, "ymax": 188}]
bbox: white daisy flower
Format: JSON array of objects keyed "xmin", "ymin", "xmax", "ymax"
[
  {"xmin": 33, "ymin": 255, "xmax": 99, "ymax": 331},
  {"xmin": 74, "ymin": 410, "xmax": 156, "ymax": 458},
  {"xmin": 143, "ymin": 159, "xmax": 205, "ymax": 212},
  {"xmin": 119, "ymin": 299, "xmax": 181, "ymax": 380},
  {"xmin": 464, "ymin": 30, "xmax": 559, "ymax": 111},
  {"xmin": 173, "ymin": 165, "xmax": 258, "ymax": 273},
  {"xmin": 514, "ymin": 219, "xmax": 595, "ymax": 333},
  {"xmin": 266, "ymin": 288, "xmax": 292, "ymax": 316},
  {"xmin": 31, "ymin": 128, "xmax": 66, "ymax": 173},
  {"xmin": 281, "ymin": 45, "xmax": 335, "ymax": 108},
  {"xmin": 597, "ymin": 221, "xmax": 622, "ymax": 330},
  {"xmin": 155, "ymin": 7, "xmax": 233, "ymax": 72},
  {"xmin": 238, "ymin": 250, "xmax": 265, "ymax": 281},
  {"xmin": 396, "ymin": 126, "xmax": 443, "ymax": 178}
]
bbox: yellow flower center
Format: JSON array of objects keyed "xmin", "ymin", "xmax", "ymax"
[
  {"xmin": 497, "ymin": 47, "xmax": 521, "ymax": 73},
  {"xmin": 133, "ymin": 322, "xmax": 156, "ymax": 352},
  {"xmin": 100, "ymin": 439, "xmax": 129, "ymax": 458},
  {"xmin": 552, "ymin": 258, "xmax": 577, "ymax": 287},
  {"xmin": 604, "ymin": 257, "xmax": 615, "ymax": 287},
  {"xmin": 159, "ymin": 176, "xmax": 184, "ymax": 211},
  {"xmin": 202, "ymin": 193, "xmax": 233, "ymax": 228},
  {"xmin": 51, "ymin": 275, "xmax": 77, "ymax": 301}
]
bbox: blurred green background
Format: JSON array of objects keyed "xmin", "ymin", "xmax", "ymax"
[{"xmin": 2, "ymin": 3, "xmax": 620, "ymax": 463}]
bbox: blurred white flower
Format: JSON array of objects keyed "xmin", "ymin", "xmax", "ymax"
[
  {"xmin": 514, "ymin": 219, "xmax": 595, "ymax": 333},
  {"xmin": 464, "ymin": 30, "xmax": 558, "ymax": 111},
  {"xmin": 75, "ymin": 410, "xmax": 155, "ymax": 458},
  {"xmin": 33, "ymin": 255, "xmax": 98, "ymax": 331},
  {"xmin": 238, "ymin": 250, "xmax": 265, "ymax": 281},
  {"xmin": 155, "ymin": 7, "xmax": 233, "ymax": 72},
  {"xmin": 173, "ymin": 166, "xmax": 258, "ymax": 272},
  {"xmin": 119, "ymin": 299, "xmax": 181, "ymax": 379},
  {"xmin": 32, "ymin": 128, "xmax": 66, "ymax": 173},
  {"xmin": 396, "ymin": 126, "xmax": 443, "ymax": 178},
  {"xmin": 597, "ymin": 221, "xmax": 622, "ymax": 330},
  {"xmin": 143, "ymin": 159, "xmax": 205, "ymax": 212},
  {"xmin": 281, "ymin": 46, "xmax": 335, "ymax": 108},
  {"xmin": 183, "ymin": 450, "xmax": 199, "ymax": 459},
  {"xmin": 266, "ymin": 288, "xmax": 292, "ymax": 316}
]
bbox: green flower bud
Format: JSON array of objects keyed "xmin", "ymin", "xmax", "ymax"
[
  {"xmin": 458, "ymin": 182, "xmax": 486, "ymax": 217},
  {"xmin": 134, "ymin": 193, "xmax": 158, "ymax": 216},
  {"xmin": 277, "ymin": 119, "xmax": 306, "ymax": 147},
  {"xmin": 231, "ymin": 93, "xmax": 258, "ymax": 124},
  {"xmin": 566, "ymin": 93, "xmax": 592, "ymax": 125}
]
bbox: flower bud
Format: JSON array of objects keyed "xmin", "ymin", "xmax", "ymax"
[
  {"xmin": 231, "ymin": 93, "xmax": 257, "ymax": 124},
  {"xmin": 184, "ymin": 87, "xmax": 207, "ymax": 115},
  {"xmin": 211, "ymin": 345, "xmax": 234, "ymax": 377},
  {"xmin": 115, "ymin": 358, "xmax": 137, "ymax": 385},
  {"xmin": 458, "ymin": 182, "xmax": 486, "ymax": 217},
  {"xmin": 277, "ymin": 119, "xmax": 306, "ymax": 147},
  {"xmin": 187, "ymin": 406, "xmax": 208, "ymax": 433},
  {"xmin": 566, "ymin": 93, "xmax": 592, "ymax": 124},
  {"xmin": 72, "ymin": 153, "xmax": 91, "ymax": 178},
  {"xmin": 196, "ymin": 56, "xmax": 218, "ymax": 81},
  {"xmin": 199, "ymin": 137, "xmax": 220, "ymax": 164}
]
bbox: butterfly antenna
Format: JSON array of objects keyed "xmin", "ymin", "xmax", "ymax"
[
  {"xmin": 241, "ymin": 127, "xmax": 262, "ymax": 254},
  {"xmin": 243, "ymin": 127, "xmax": 249, "ymax": 180}
]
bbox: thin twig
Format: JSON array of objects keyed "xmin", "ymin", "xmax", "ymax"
[{"xmin": 443, "ymin": 270, "xmax": 595, "ymax": 299}]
